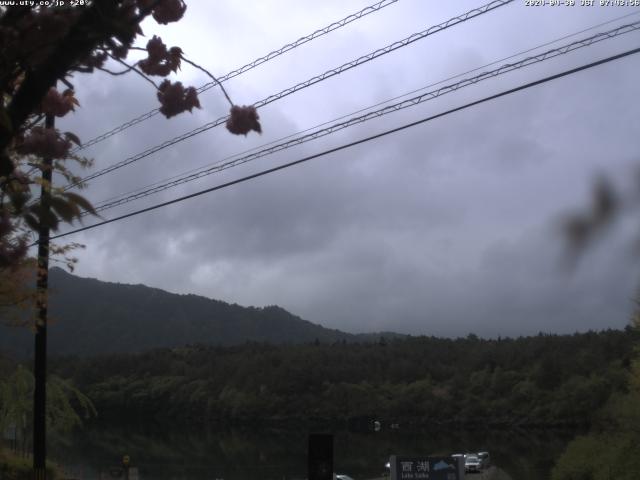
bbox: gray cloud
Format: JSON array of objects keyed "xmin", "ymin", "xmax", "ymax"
[{"xmin": 46, "ymin": 0, "xmax": 640, "ymax": 337}]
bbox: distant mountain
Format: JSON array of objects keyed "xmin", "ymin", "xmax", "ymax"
[{"xmin": 0, "ymin": 268, "xmax": 402, "ymax": 357}]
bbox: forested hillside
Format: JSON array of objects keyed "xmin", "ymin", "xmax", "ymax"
[
  {"xmin": 50, "ymin": 329, "xmax": 638, "ymax": 429},
  {"xmin": 0, "ymin": 268, "xmax": 371, "ymax": 357}
]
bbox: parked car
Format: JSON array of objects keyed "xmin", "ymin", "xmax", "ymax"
[
  {"xmin": 465, "ymin": 454, "xmax": 482, "ymax": 473},
  {"xmin": 478, "ymin": 451, "xmax": 490, "ymax": 468},
  {"xmin": 336, "ymin": 475, "xmax": 354, "ymax": 480}
]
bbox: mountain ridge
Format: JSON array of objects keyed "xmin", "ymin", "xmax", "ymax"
[{"xmin": 0, "ymin": 267, "xmax": 404, "ymax": 357}]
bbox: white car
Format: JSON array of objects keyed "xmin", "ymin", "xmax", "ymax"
[{"xmin": 465, "ymin": 455, "xmax": 482, "ymax": 473}]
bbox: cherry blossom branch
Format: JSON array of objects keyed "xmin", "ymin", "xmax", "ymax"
[
  {"xmin": 180, "ymin": 55, "xmax": 233, "ymax": 107},
  {"xmin": 98, "ymin": 65, "xmax": 134, "ymax": 76},
  {"xmin": 60, "ymin": 78, "xmax": 75, "ymax": 90},
  {"xmin": 106, "ymin": 53, "xmax": 159, "ymax": 90},
  {"xmin": 132, "ymin": 0, "xmax": 165, "ymax": 24}
]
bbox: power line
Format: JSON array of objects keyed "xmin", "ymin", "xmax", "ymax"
[
  {"xmin": 62, "ymin": 0, "xmax": 514, "ymax": 191},
  {"xmin": 88, "ymin": 10, "xmax": 640, "ymax": 210},
  {"xmin": 73, "ymin": 0, "xmax": 401, "ymax": 153},
  {"xmin": 88, "ymin": 21, "xmax": 640, "ymax": 213},
  {"xmin": 84, "ymin": 21, "xmax": 640, "ymax": 216},
  {"xmin": 42, "ymin": 45, "xmax": 640, "ymax": 244}
]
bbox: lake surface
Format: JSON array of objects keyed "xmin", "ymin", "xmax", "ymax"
[{"xmin": 50, "ymin": 425, "xmax": 576, "ymax": 480}]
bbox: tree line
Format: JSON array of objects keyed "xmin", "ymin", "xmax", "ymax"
[{"xmin": 46, "ymin": 328, "xmax": 638, "ymax": 429}]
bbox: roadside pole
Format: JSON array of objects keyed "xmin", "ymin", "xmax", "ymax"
[
  {"xmin": 33, "ymin": 110, "xmax": 54, "ymax": 480},
  {"xmin": 123, "ymin": 455, "xmax": 130, "ymax": 480}
]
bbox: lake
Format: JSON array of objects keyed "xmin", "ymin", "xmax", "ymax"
[{"xmin": 50, "ymin": 425, "xmax": 576, "ymax": 480}]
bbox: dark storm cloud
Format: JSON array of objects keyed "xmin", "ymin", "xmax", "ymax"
[{"xmin": 50, "ymin": 0, "xmax": 640, "ymax": 336}]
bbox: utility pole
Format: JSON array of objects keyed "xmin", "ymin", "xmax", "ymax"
[{"xmin": 33, "ymin": 110, "xmax": 54, "ymax": 480}]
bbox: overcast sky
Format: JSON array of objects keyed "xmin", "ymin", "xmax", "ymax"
[{"xmin": 47, "ymin": 0, "xmax": 640, "ymax": 337}]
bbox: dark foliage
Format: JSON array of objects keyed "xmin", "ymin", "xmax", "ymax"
[{"xmin": 49, "ymin": 328, "xmax": 639, "ymax": 429}]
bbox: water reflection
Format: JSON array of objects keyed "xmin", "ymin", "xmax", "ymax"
[{"xmin": 50, "ymin": 426, "xmax": 576, "ymax": 480}]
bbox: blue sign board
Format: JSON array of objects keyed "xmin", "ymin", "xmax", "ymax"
[{"xmin": 389, "ymin": 455, "xmax": 463, "ymax": 480}]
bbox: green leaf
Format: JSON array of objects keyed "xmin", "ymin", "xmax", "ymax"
[
  {"xmin": 63, "ymin": 192, "xmax": 96, "ymax": 216},
  {"xmin": 50, "ymin": 196, "xmax": 80, "ymax": 222},
  {"xmin": 23, "ymin": 213, "xmax": 39, "ymax": 231},
  {"xmin": 64, "ymin": 131, "xmax": 82, "ymax": 146},
  {"xmin": 10, "ymin": 191, "xmax": 30, "ymax": 212},
  {"xmin": 29, "ymin": 204, "xmax": 59, "ymax": 231},
  {"xmin": 40, "ymin": 208, "xmax": 59, "ymax": 231}
]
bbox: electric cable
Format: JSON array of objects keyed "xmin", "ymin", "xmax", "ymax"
[
  {"xmin": 84, "ymin": 21, "xmax": 640, "ymax": 216},
  {"xmin": 61, "ymin": 0, "xmax": 514, "ymax": 192},
  {"xmin": 89, "ymin": 10, "xmax": 640, "ymax": 209},
  {"xmin": 39, "ymin": 45, "xmax": 640, "ymax": 244},
  {"xmin": 73, "ymin": 0, "xmax": 402, "ymax": 152}
]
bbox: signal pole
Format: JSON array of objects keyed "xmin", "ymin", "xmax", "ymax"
[{"xmin": 33, "ymin": 110, "xmax": 54, "ymax": 480}]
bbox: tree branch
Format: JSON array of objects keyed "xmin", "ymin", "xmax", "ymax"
[
  {"xmin": 180, "ymin": 55, "xmax": 234, "ymax": 107},
  {"xmin": 97, "ymin": 65, "xmax": 134, "ymax": 76},
  {"xmin": 107, "ymin": 53, "xmax": 158, "ymax": 89},
  {"xmin": 23, "ymin": 114, "xmax": 45, "ymax": 132},
  {"xmin": 1, "ymin": 0, "xmax": 120, "ymax": 176}
]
